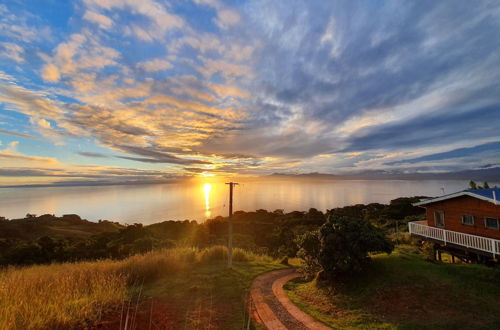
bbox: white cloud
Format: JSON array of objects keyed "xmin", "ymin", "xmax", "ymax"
[
  {"xmin": 40, "ymin": 31, "xmax": 120, "ymax": 82},
  {"xmin": 84, "ymin": 0, "xmax": 184, "ymax": 41},
  {"xmin": 83, "ymin": 10, "xmax": 113, "ymax": 30},
  {"xmin": 137, "ymin": 58, "xmax": 173, "ymax": 72},
  {"xmin": 0, "ymin": 42, "xmax": 24, "ymax": 63},
  {"xmin": 214, "ymin": 9, "xmax": 240, "ymax": 29}
]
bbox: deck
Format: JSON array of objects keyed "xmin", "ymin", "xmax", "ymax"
[{"xmin": 409, "ymin": 221, "xmax": 500, "ymax": 258}]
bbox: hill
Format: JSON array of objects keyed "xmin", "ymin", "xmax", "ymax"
[{"xmin": 0, "ymin": 214, "xmax": 123, "ymax": 241}]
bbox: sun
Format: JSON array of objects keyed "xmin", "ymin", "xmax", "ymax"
[{"xmin": 203, "ymin": 183, "xmax": 212, "ymax": 195}]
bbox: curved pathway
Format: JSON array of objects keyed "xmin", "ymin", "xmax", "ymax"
[{"xmin": 249, "ymin": 268, "xmax": 331, "ymax": 330}]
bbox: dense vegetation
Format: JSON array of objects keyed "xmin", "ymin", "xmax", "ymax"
[{"xmin": 0, "ymin": 196, "xmax": 424, "ymax": 266}]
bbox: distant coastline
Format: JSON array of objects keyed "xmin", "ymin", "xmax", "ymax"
[{"xmin": 1, "ymin": 166, "xmax": 498, "ymax": 189}]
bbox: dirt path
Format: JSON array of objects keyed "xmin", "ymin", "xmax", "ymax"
[{"xmin": 249, "ymin": 268, "xmax": 331, "ymax": 330}]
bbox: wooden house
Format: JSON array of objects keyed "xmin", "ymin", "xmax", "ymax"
[{"xmin": 409, "ymin": 188, "xmax": 500, "ymax": 262}]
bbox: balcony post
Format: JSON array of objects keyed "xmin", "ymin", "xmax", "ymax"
[{"xmin": 493, "ymin": 239, "xmax": 497, "ymax": 259}]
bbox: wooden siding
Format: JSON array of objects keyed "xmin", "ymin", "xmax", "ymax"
[{"xmin": 424, "ymin": 195, "xmax": 500, "ymax": 240}]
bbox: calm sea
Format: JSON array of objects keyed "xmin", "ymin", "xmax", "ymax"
[{"xmin": 0, "ymin": 179, "xmax": 476, "ymax": 224}]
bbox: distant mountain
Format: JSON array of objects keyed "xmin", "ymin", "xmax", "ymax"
[
  {"xmin": 268, "ymin": 172, "xmax": 339, "ymax": 179},
  {"xmin": 0, "ymin": 178, "xmax": 184, "ymax": 189},
  {"xmin": 268, "ymin": 167, "xmax": 500, "ymax": 182}
]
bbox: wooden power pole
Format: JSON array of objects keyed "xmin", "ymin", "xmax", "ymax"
[{"xmin": 226, "ymin": 182, "xmax": 238, "ymax": 268}]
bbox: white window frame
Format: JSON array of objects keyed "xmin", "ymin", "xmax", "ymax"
[
  {"xmin": 434, "ymin": 210, "xmax": 445, "ymax": 228},
  {"xmin": 461, "ymin": 214, "xmax": 474, "ymax": 226},
  {"xmin": 484, "ymin": 217, "xmax": 499, "ymax": 230}
]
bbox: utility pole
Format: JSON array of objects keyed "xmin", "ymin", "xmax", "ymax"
[{"xmin": 226, "ymin": 182, "xmax": 238, "ymax": 268}]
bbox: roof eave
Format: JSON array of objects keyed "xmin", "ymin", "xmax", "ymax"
[{"xmin": 413, "ymin": 191, "xmax": 499, "ymax": 207}]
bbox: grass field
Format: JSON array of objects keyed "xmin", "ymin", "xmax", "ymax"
[
  {"xmin": 0, "ymin": 246, "xmax": 283, "ymax": 330},
  {"xmin": 285, "ymin": 245, "xmax": 500, "ymax": 329}
]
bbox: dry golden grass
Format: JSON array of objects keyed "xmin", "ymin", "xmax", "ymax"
[
  {"xmin": 0, "ymin": 261, "xmax": 126, "ymax": 329},
  {"xmin": 0, "ymin": 246, "xmax": 270, "ymax": 329}
]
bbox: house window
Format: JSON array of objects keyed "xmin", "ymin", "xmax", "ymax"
[
  {"xmin": 434, "ymin": 210, "xmax": 445, "ymax": 227},
  {"xmin": 461, "ymin": 214, "xmax": 474, "ymax": 226},
  {"xmin": 485, "ymin": 217, "xmax": 499, "ymax": 230}
]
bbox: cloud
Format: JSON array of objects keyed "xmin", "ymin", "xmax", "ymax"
[
  {"xmin": 0, "ymin": 129, "xmax": 39, "ymax": 140},
  {"xmin": 84, "ymin": 0, "xmax": 184, "ymax": 41},
  {"xmin": 77, "ymin": 151, "xmax": 110, "ymax": 158},
  {"xmin": 0, "ymin": 141, "xmax": 59, "ymax": 166},
  {"xmin": 385, "ymin": 141, "xmax": 500, "ymax": 166},
  {"xmin": 136, "ymin": 58, "xmax": 172, "ymax": 72},
  {"xmin": 41, "ymin": 64, "xmax": 60, "ymax": 82},
  {"xmin": 0, "ymin": 4, "xmax": 49, "ymax": 43},
  {"xmin": 1, "ymin": 0, "xmax": 500, "ymax": 180},
  {"xmin": 39, "ymin": 31, "xmax": 120, "ymax": 86},
  {"xmin": 214, "ymin": 9, "xmax": 240, "ymax": 29},
  {"xmin": 0, "ymin": 80, "xmax": 65, "ymax": 119},
  {"xmin": 83, "ymin": 10, "xmax": 113, "ymax": 29},
  {"xmin": 193, "ymin": 0, "xmax": 240, "ymax": 29},
  {"xmin": 0, "ymin": 42, "xmax": 24, "ymax": 63},
  {"xmin": 197, "ymin": 58, "xmax": 250, "ymax": 80},
  {"xmin": 115, "ymin": 145, "xmax": 211, "ymax": 165}
]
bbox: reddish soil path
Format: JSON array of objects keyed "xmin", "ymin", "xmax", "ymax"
[{"xmin": 249, "ymin": 269, "xmax": 331, "ymax": 330}]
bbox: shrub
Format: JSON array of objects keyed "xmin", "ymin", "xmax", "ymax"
[
  {"xmin": 295, "ymin": 230, "xmax": 321, "ymax": 277},
  {"xmin": 199, "ymin": 245, "xmax": 228, "ymax": 263},
  {"xmin": 319, "ymin": 214, "xmax": 394, "ymax": 276},
  {"xmin": 232, "ymin": 248, "xmax": 250, "ymax": 262}
]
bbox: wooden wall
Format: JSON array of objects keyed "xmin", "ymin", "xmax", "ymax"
[{"xmin": 424, "ymin": 195, "xmax": 500, "ymax": 240}]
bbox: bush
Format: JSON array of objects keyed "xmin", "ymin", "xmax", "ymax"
[
  {"xmin": 199, "ymin": 245, "xmax": 228, "ymax": 263},
  {"xmin": 232, "ymin": 248, "xmax": 250, "ymax": 262},
  {"xmin": 295, "ymin": 230, "xmax": 321, "ymax": 277},
  {"xmin": 319, "ymin": 214, "xmax": 394, "ymax": 276}
]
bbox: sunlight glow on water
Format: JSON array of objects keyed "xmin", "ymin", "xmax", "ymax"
[{"xmin": 0, "ymin": 179, "xmax": 478, "ymax": 224}]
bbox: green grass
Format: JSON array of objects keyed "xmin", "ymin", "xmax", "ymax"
[
  {"xmin": 285, "ymin": 246, "xmax": 500, "ymax": 329},
  {"xmin": 143, "ymin": 261, "xmax": 285, "ymax": 329}
]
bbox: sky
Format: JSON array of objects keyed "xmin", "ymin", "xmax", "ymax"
[{"xmin": 0, "ymin": 0, "xmax": 499, "ymax": 186}]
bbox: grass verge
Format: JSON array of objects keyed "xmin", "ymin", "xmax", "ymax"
[{"xmin": 285, "ymin": 246, "xmax": 500, "ymax": 329}]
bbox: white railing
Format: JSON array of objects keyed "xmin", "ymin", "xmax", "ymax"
[{"xmin": 409, "ymin": 222, "xmax": 500, "ymax": 258}]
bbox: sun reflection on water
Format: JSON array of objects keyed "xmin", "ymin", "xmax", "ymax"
[{"xmin": 203, "ymin": 183, "xmax": 212, "ymax": 218}]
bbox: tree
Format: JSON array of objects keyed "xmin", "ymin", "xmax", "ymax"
[
  {"xmin": 469, "ymin": 180, "xmax": 478, "ymax": 189},
  {"xmin": 318, "ymin": 214, "xmax": 393, "ymax": 276},
  {"xmin": 483, "ymin": 181, "xmax": 490, "ymax": 189},
  {"xmin": 295, "ymin": 230, "xmax": 321, "ymax": 276}
]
